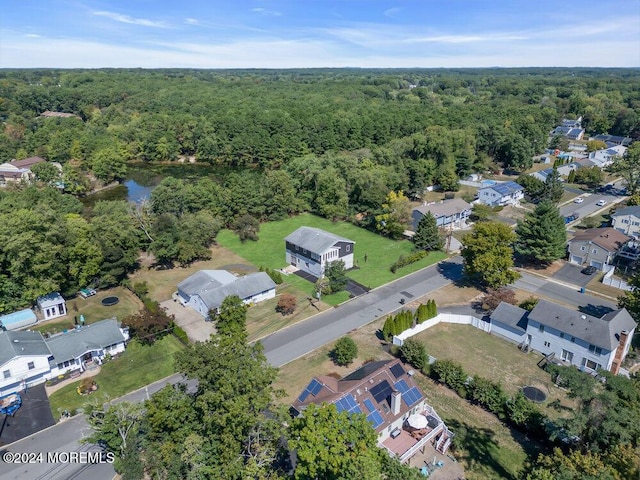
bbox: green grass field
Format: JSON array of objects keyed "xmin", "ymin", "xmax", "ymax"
[
  {"xmin": 48, "ymin": 335, "xmax": 185, "ymax": 420},
  {"xmin": 217, "ymin": 213, "xmax": 446, "ymax": 290}
]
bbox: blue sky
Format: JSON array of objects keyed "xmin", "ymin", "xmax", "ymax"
[{"xmin": 1, "ymin": 1, "xmax": 639, "ymax": 68}]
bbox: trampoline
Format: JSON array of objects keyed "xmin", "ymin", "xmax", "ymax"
[
  {"xmin": 522, "ymin": 386, "xmax": 547, "ymax": 403},
  {"xmin": 101, "ymin": 296, "xmax": 120, "ymax": 306}
]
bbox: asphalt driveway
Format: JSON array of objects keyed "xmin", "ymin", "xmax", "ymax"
[
  {"xmin": 293, "ymin": 270, "xmax": 369, "ymax": 298},
  {"xmin": 0, "ymin": 383, "xmax": 54, "ymax": 445},
  {"xmin": 552, "ymin": 263, "xmax": 594, "ymax": 288}
]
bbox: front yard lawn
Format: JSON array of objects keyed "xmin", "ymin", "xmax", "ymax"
[
  {"xmin": 48, "ymin": 335, "xmax": 185, "ymax": 420},
  {"xmin": 217, "ymin": 213, "xmax": 446, "ymax": 290}
]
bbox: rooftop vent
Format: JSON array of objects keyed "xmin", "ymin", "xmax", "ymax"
[
  {"xmin": 13, "ymin": 339, "xmax": 19, "ymax": 343},
  {"xmin": 407, "ymin": 370, "xmax": 415, "ymax": 376},
  {"xmin": 581, "ymin": 315, "xmax": 587, "ymax": 320}
]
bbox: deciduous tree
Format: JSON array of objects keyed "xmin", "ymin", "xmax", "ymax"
[
  {"xmin": 332, "ymin": 336, "xmax": 358, "ymax": 366},
  {"xmin": 461, "ymin": 221, "xmax": 520, "ymax": 288}
]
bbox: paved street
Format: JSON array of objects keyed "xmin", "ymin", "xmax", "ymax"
[
  {"xmin": 0, "ymin": 257, "xmax": 619, "ymax": 480},
  {"xmin": 261, "ymin": 258, "xmax": 464, "ymax": 366}
]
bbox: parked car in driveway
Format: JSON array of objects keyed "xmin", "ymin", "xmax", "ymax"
[
  {"xmin": 581, "ymin": 266, "xmax": 597, "ymax": 275},
  {"xmin": 596, "ymin": 199, "xmax": 607, "ymax": 207},
  {"xmin": 574, "ymin": 197, "xmax": 584, "ymax": 204}
]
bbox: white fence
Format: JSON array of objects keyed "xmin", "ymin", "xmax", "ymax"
[
  {"xmin": 602, "ymin": 268, "xmax": 632, "ymax": 291},
  {"xmin": 392, "ymin": 313, "xmax": 490, "ymax": 346}
]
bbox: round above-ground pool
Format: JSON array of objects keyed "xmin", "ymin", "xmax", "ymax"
[
  {"xmin": 522, "ymin": 386, "xmax": 547, "ymax": 403},
  {"xmin": 101, "ymin": 296, "xmax": 120, "ymax": 306}
]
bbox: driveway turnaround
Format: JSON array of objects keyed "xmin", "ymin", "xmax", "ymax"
[
  {"xmin": 0, "ymin": 384, "xmax": 54, "ymax": 446},
  {"xmin": 552, "ymin": 263, "xmax": 594, "ymax": 288}
]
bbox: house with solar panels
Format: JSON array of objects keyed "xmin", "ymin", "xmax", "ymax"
[
  {"xmin": 477, "ymin": 181, "xmax": 524, "ymax": 207},
  {"xmin": 291, "ymin": 359, "xmax": 453, "ymax": 463}
]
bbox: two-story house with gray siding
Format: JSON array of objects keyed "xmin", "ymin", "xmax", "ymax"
[
  {"xmin": 477, "ymin": 181, "xmax": 524, "ymax": 207},
  {"xmin": 490, "ymin": 300, "xmax": 635, "ymax": 375},
  {"xmin": 412, "ymin": 198, "xmax": 472, "ymax": 231},
  {"xmin": 285, "ymin": 227, "xmax": 355, "ymax": 278},
  {"xmin": 567, "ymin": 227, "xmax": 630, "ymax": 271}
]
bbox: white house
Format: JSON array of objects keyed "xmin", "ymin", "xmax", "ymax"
[
  {"xmin": 490, "ymin": 300, "xmax": 636, "ymax": 375},
  {"xmin": 477, "ymin": 181, "xmax": 524, "ymax": 207},
  {"xmin": 412, "ymin": 198, "xmax": 472, "ymax": 231},
  {"xmin": 37, "ymin": 292, "xmax": 67, "ymax": 321},
  {"xmin": 0, "ymin": 319, "xmax": 129, "ymax": 396},
  {"xmin": 0, "ymin": 157, "xmax": 45, "ymax": 186},
  {"xmin": 530, "ymin": 168, "xmax": 555, "ymax": 183},
  {"xmin": 177, "ymin": 270, "xmax": 276, "ymax": 319},
  {"xmin": 588, "ymin": 145, "xmax": 626, "ymax": 169},
  {"xmin": 285, "ymin": 226, "xmax": 355, "ymax": 278},
  {"xmin": 0, "ymin": 331, "xmax": 53, "ymax": 396},
  {"xmin": 291, "ymin": 359, "xmax": 453, "ymax": 462},
  {"xmin": 612, "ymin": 206, "xmax": 640, "ymax": 237}
]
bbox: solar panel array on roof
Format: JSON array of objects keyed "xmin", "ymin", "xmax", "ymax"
[
  {"xmin": 394, "ymin": 379, "xmax": 409, "ymax": 394},
  {"xmin": 370, "ymin": 380, "xmax": 392, "ymax": 403},
  {"xmin": 335, "ymin": 395, "xmax": 362, "ymax": 414},
  {"xmin": 363, "ymin": 398, "xmax": 376, "ymax": 413},
  {"xmin": 402, "ymin": 387, "xmax": 423, "ymax": 407},
  {"xmin": 367, "ymin": 411, "xmax": 384, "ymax": 428},
  {"xmin": 390, "ymin": 363, "xmax": 405, "ymax": 379},
  {"xmin": 298, "ymin": 378, "xmax": 323, "ymax": 402}
]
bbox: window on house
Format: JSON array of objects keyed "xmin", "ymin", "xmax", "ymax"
[
  {"xmin": 27, "ymin": 362, "xmax": 35, "ymax": 370},
  {"xmin": 560, "ymin": 332, "xmax": 565, "ymax": 339},
  {"xmin": 3, "ymin": 370, "xmax": 9, "ymax": 379},
  {"xmin": 571, "ymin": 337, "xmax": 576, "ymax": 343},
  {"xmin": 538, "ymin": 324, "xmax": 545, "ymax": 333},
  {"xmin": 622, "ymin": 219, "xmax": 629, "ymax": 224},
  {"xmin": 583, "ymin": 359, "xmax": 601, "ymax": 371},
  {"xmin": 588, "ymin": 345, "xmax": 602, "ymax": 355},
  {"xmin": 346, "ymin": 245, "xmax": 350, "ymax": 252},
  {"xmin": 580, "ymin": 246, "xmax": 586, "ymax": 251},
  {"xmin": 633, "ymin": 222, "xmax": 640, "ymax": 226},
  {"xmin": 561, "ymin": 350, "xmax": 574, "ymax": 362},
  {"xmin": 544, "ymin": 341, "xmax": 551, "ymax": 347},
  {"xmin": 592, "ymin": 249, "xmax": 597, "ymax": 254}
]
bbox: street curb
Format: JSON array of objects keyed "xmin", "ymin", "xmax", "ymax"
[{"xmin": 517, "ymin": 268, "xmax": 618, "ymax": 302}]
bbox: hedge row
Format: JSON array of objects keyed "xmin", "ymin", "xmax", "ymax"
[
  {"xmin": 390, "ymin": 250, "xmax": 428, "ymax": 273},
  {"xmin": 381, "ymin": 300, "xmax": 438, "ymax": 341}
]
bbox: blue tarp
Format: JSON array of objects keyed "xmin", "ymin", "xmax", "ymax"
[{"xmin": 0, "ymin": 393, "xmax": 22, "ymax": 416}]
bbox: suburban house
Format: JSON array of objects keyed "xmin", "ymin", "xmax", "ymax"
[
  {"xmin": 40, "ymin": 110, "xmax": 80, "ymax": 119},
  {"xmin": 37, "ymin": 292, "xmax": 67, "ymax": 321},
  {"xmin": 0, "ymin": 156, "xmax": 46, "ymax": 185},
  {"xmin": 612, "ymin": 206, "xmax": 640, "ymax": 237},
  {"xmin": 588, "ymin": 145, "xmax": 626, "ymax": 169},
  {"xmin": 411, "ymin": 198, "xmax": 471, "ymax": 231},
  {"xmin": 477, "ymin": 181, "xmax": 524, "ymax": 207},
  {"xmin": 531, "ymin": 168, "xmax": 555, "ymax": 183},
  {"xmin": 490, "ymin": 300, "xmax": 635, "ymax": 375},
  {"xmin": 552, "ymin": 126, "xmax": 585, "ymax": 141},
  {"xmin": 0, "ymin": 318, "xmax": 128, "ymax": 396},
  {"xmin": 0, "ymin": 309, "xmax": 38, "ymax": 331},
  {"xmin": 591, "ymin": 134, "xmax": 633, "ymax": 147},
  {"xmin": 285, "ymin": 226, "xmax": 355, "ymax": 278},
  {"xmin": 556, "ymin": 159, "xmax": 596, "ymax": 177},
  {"xmin": 177, "ymin": 270, "xmax": 276, "ymax": 319},
  {"xmin": 567, "ymin": 227, "xmax": 630, "ymax": 271},
  {"xmin": 291, "ymin": 359, "xmax": 453, "ymax": 463}
]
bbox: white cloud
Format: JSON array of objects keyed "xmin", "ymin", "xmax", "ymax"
[
  {"xmin": 24, "ymin": 33, "xmax": 40, "ymax": 38},
  {"xmin": 251, "ymin": 8, "xmax": 282, "ymax": 17},
  {"xmin": 384, "ymin": 8, "xmax": 402, "ymax": 18},
  {"xmin": 185, "ymin": 18, "xmax": 200, "ymax": 26},
  {"xmin": 91, "ymin": 10, "xmax": 168, "ymax": 28}
]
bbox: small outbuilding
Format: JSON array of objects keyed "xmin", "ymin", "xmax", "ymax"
[
  {"xmin": 0, "ymin": 309, "xmax": 37, "ymax": 331},
  {"xmin": 36, "ymin": 292, "xmax": 67, "ymax": 321}
]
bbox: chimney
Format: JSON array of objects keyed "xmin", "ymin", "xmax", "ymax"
[{"xmin": 391, "ymin": 390, "xmax": 401, "ymax": 415}]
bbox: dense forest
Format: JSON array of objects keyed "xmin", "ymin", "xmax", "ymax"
[{"xmin": 0, "ymin": 68, "xmax": 639, "ymax": 311}]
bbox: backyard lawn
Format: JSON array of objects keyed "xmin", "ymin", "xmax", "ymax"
[
  {"xmin": 273, "ymin": 318, "xmax": 540, "ymax": 480},
  {"xmin": 48, "ymin": 335, "xmax": 185, "ymax": 420},
  {"xmin": 217, "ymin": 213, "xmax": 446, "ymax": 290},
  {"xmin": 412, "ymin": 323, "xmax": 576, "ymax": 421},
  {"xmin": 31, "ymin": 287, "xmax": 141, "ymax": 336}
]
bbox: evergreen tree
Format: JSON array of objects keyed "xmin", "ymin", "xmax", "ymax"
[
  {"xmin": 543, "ymin": 167, "xmax": 564, "ymax": 204},
  {"xmin": 514, "ymin": 201, "xmax": 567, "ymax": 264},
  {"xmin": 413, "ymin": 212, "xmax": 444, "ymax": 251},
  {"xmin": 567, "ymin": 169, "xmax": 576, "ymax": 183},
  {"xmin": 415, "ymin": 303, "xmax": 429, "ymax": 324}
]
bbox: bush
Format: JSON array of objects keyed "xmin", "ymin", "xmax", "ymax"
[
  {"xmin": 519, "ymin": 296, "xmax": 539, "ymax": 311},
  {"xmin": 390, "ymin": 250, "xmax": 428, "ymax": 273},
  {"xmin": 132, "ymin": 281, "xmax": 150, "ymax": 300},
  {"xmin": 400, "ymin": 339, "xmax": 428, "ymax": 370},
  {"xmin": 172, "ymin": 325, "xmax": 189, "ymax": 344},
  {"xmin": 431, "ymin": 360, "xmax": 467, "ymax": 392},
  {"xmin": 123, "ymin": 301, "xmax": 174, "ymax": 345},
  {"xmin": 260, "ymin": 266, "xmax": 283, "ymax": 284},
  {"xmin": 481, "ymin": 287, "xmax": 517, "ymax": 312},
  {"xmin": 276, "ymin": 293, "xmax": 297, "ymax": 315},
  {"xmin": 467, "ymin": 375, "xmax": 507, "ymax": 415},
  {"xmin": 332, "ymin": 336, "xmax": 358, "ymax": 366}
]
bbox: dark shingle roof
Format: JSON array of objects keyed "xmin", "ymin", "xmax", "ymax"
[
  {"xmin": 569, "ymin": 228, "xmax": 630, "ymax": 253},
  {"xmin": 9, "ymin": 157, "xmax": 45, "ymax": 168},
  {"xmin": 45, "ymin": 319, "xmax": 125, "ymax": 364},
  {"xmin": 0, "ymin": 331, "xmax": 51, "ymax": 367},
  {"xmin": 612, "ymin": 206, "xmax": 640, "ymax": 218},
  {"xmin": 527, "ymin": 299, "xmax": 635, "ymax": 350},
  {"xmin": 285, "ymin": 226, "xmax": 354, "ymax": 254},
  {"xmin": 491, "ymin": 303, "xmax": 528, "ymax": 332}
]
